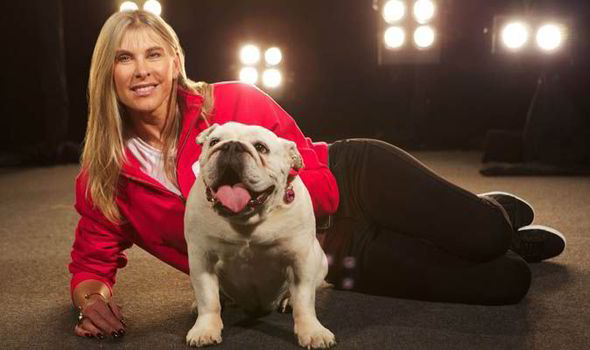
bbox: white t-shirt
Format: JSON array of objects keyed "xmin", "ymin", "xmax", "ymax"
[{"xmin": 126, "ymin": 137, "xmax": 182, "ymax": 196}]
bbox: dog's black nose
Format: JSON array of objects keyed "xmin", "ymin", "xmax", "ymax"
[{"xmin": 221, "ymin": 141, "xmax": 246, "ymax": 154}]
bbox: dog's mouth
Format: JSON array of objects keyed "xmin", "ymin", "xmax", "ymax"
[{"xmin": 205, "ymin": 170, "xmax": 275, "ymax": 217}]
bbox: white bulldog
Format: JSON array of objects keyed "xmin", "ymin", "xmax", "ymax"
[{"xmin": 184, "ymin": 122, "xmax": 336, "ymax": 349}]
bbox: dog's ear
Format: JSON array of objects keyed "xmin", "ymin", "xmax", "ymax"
[
  {"xmin": 196, "ymin": 123, "xmax": 219, "ymax": 145},
  {"xmin": 284, "ymin": 140, "xmax": 304, "ymax": 172}
]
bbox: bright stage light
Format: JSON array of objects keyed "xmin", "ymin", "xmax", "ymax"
[
  {"xmin": 264, "ymin": 47, "xmax": 282, "ymax": 66},
  {"xmin": 414, "ymin": 25, "xmax": 435, "ymax": 48},
  {"xmin": 414, "ymin": 0, "xmax": 436, "ymax": 24},
  {"xmin": 262, "ymin": 69, "xmax": 282, "ymax": 88},
  {"xmin": 501, "ymin": 22, "xmax": 529, "ymax": 50},
  {"xmin": 119, "ymin": 1, "xmax": 138, "ymax": 12},
  {"xmin": 143, "ymin": 0, "xmax": 161, "ymax": 16},
  {"xmin": 384, "ymin": 26, "xmax": 406, "ymax": 49},
  {"xmin": 536, "ymin": 23, "xmax": 564, "ymax": 52},
  {"xmin": 240, "ymin": 45, "xmax": 261, "ymax": 65},
  {"xmin": 239, "ymin": 67, "xmax": 258, "ymax": 85},
  {"xmin": 383, "ymin": 0, "xmax": 406, "ymax": 24}
]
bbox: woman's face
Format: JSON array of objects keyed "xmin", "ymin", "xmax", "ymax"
[{"xmin": 113, "ymin": 27, "xmax": 179, "ymax": 119}]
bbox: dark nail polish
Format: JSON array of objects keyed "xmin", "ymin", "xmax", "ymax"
[
  {"xmin": 112, "ymin": 331, "xmax": 120, "ymax": 338},
  {"xmin": 97, "ymin": 333, "xmax": 104, "ymax": 340},
  {"xmin": 117, "ymin": 329, "xmax": 126, "ymax": 336},
  {"xmin": 85, "ymin": 333, "xmax": 93, "ymax": 338}
]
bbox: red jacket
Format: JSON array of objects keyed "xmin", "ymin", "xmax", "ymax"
[{"xmin": 68, "ymin": 82, "xmax": 339, "ymax": 297}]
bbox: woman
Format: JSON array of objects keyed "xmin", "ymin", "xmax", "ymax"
[{"xmin": 70, "ymin": 10, "xmax": 566, "ymax": 340}]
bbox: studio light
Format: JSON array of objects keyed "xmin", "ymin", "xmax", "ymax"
[
  {"xmin": 262, "ymin": 69, "xmax": 282, "ymax": 88},
  {"xmin": 536, "ymin": 23, "xmax": 564, "ymax": 52},
  {"xmin": 377, "ymin": 0, "xmax": 442, "ymax": 64},
  {"xmin": 414, "ymin": 0, "xmax": 436, "ymax": 24},
  {"xmin": 264, "ymin": 47, "xmax": 282, "ymax": 66},
  {"xmin": 239, "ymin": 67, "xmax": 258, "ymax": 85},
  {"xmin": 383, "ymin": 0, "xmax": 406, "ymax": 24},
  {"xmin": 119, "ymin": 1, "xmax": 139, "ymax": 12},
  {"xmin": 237, "ymin": 44, "xmax": 285, "ymax": 91},
  {"xmin": 143, "ymin": 0, "xmax": 162, "ymax": 16},
  {"xmin": 501, "ymin": 21, "xmax": 530, "ymax": 50},
  {"xmin": 240, "ymin": 44, "xmax": 261, "ymax": 65},
  {"xmin": 384, "ymin": 26, "xmax": 406, "ymax": 49},
  {"xmin": 414, "ymin": 25, "xmax": 435, "ymax": 48},
  {"xmin": 493, "ymin": 15, "xmax": 571, "ymax": 58}
]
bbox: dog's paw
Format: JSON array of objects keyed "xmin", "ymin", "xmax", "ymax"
[
  {"xmin": 295, "ymin": 322, "xmax": 336, "ymax": 349},
  {"xmin": 186, "ymin": 318, "xmax": 223, "ymax": 347}
]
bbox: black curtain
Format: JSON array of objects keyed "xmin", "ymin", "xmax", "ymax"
[{"xmin": 1, "ymin": 0, "xmax": 75, "ymax": 166}]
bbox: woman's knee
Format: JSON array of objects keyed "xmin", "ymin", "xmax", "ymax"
[{"xmin": 487, "ymin": 255, "xmax": 532, "ymax": 305}]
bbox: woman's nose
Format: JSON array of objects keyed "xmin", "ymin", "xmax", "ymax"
[{"xmin": 134, "ymin": 58, "xmax": 150, "ymax": 78}]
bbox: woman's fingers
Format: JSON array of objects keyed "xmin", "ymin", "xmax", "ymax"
[
  {"xmin": 84, "ymin": 307, "xmax": 117, "ymax": 335},
  {"xmin": 108, "ymin": 301, "xmax": 125, "ymax": 323},
  {"xmin": 74, "ymin": 317, "xmax": 104, "ymax": 339},
  {"xmin": 82, "ymin": 299, "xmax": 127, "ymax": 338},
  {"xmin": 95, "ymin": 303, "xmax": 126, "ymax": 336}
]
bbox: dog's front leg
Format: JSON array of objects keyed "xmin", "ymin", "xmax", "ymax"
[
  {"xmin": 186, "ymin": 252, "xmax": 223, "ymax": 347},
  {"xmin": 289, "ymin": 253, "xmax": 335, "ymax": 349}
]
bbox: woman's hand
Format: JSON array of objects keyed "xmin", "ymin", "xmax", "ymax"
[{"xmin": 74, "ymin": 294, "xmax": 126, "ymax": 339}]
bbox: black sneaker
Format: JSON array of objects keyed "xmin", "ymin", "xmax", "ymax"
[
  {"xmin": 512, "ymin": 225, "xmax": 566, "ymax": 263},
  {"xmin": 479, "ymin": 191, "xmax": 535, "ymax": 229}
]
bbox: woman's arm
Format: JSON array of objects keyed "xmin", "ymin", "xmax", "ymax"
[
  {"xmin": 69, "ymin": 172, "xmax": 133, "ymax": 297},
  {"xmin": 69, "ymin": 172, "xmax": 132, "ymax": 338}
]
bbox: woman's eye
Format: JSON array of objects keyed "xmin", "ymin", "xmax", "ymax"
[
  {"xmin": 116, "ymin": 54, "xmax": 131, "ymax": 62},
  {"xmin": 148, "ymin": 52, "xmax": 162, "ymax": 58},
  {"xmin": 209, "ymin": 139, "xmax": 220, "ymax": 147},
  {"xmin": 254, "ymin": 142, "xmax": 268, "ymax": 154}
]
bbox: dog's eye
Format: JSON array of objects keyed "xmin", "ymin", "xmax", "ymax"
[
  {"xmin": 209, "ymin": 138, "xmax": 220, "ymax": 147},
  {"xmin": 254, "ymin": 142, "xmax": 269, "ymax": 154}
]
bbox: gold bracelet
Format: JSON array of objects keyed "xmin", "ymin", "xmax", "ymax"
[{"xmin": 84, "ymin": 292, "xmax": 108, "ymax": 302}]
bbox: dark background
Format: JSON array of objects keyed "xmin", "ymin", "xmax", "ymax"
[{"xmin": 1, "ymin": 0, "xmax": 589, "ymax": 164}]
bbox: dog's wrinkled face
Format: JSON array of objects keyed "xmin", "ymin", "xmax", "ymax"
[{"xmin": 196, "ymin": 122, "xmax": 303, "ymax": 223}]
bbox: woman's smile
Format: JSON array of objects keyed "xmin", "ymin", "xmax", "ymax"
[{"xmin": 130, "ymin": 83, "xmax": 159, "ymax": 97}]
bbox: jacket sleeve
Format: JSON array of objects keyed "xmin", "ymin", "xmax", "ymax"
[
  {"xmin": 224, "ymin": 83, "xmax": 339, "ymax": 217},
  {"xmin": 68, "ymin": 172, "xmax": 133, "ymax": 299}
]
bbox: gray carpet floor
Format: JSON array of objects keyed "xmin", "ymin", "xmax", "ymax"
[{"xmin": 1, "ymin": 151, "xmax": 589, "ymax": 349}]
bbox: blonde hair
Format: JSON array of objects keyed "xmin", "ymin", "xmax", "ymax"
[{"xmin": 82, "ymin": 10, "xmax": 213, "ymax": 223}]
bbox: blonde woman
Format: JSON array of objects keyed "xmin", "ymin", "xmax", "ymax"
[{"xmin": 71, "ymin": 10, "xmax": 565, "ymax": 341}]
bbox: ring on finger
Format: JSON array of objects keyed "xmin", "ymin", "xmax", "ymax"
[{"xmin": 77, "ymin": 307, "xmax": 85, "ymax": 325}]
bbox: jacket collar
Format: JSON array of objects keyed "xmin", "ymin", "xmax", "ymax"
[
  {"xmin": 121, "ymin": 86, "xmax": 205, "ymax": 186},
  {"xmin": 177, "ymin": 87, "xmax": 206, "ymax": 148}
]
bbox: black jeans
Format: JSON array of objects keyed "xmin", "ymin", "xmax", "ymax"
[{"xmin": 323, "ymin": 139, "xmax": 531, "ymax": 305}]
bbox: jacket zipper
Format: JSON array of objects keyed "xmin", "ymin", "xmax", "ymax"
[{"xmin": 175, "ymin": 114, "xmax": 201, "ymax": 203}]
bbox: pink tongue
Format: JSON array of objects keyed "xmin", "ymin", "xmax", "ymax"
[{"xmin": 215, "ymin": 184, "xmax": 252, "ymax": 213}]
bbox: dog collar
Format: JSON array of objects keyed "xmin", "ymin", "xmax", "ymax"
[{"xmin": 284, "ymin": 184, "xmax": 295, "ymax": 204}]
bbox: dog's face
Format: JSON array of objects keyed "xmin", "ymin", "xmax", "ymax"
[{"xmin": 196, "ymin": 122, "xmax": 303, "ymax": 224}]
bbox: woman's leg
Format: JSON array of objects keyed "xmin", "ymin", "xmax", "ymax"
[
  {"xmin": 321, "ymin": 206, "xmax": 532, "ymax": 305},
  {"xmin": 328, "ymin": 138, "xmax": 513, "ymax": 263},
  {"xmin": 323, "ymin": 138, "xmax": 531, "ymax": 304},
  {"xmin": 352, "ymin": 228, "xmax": 532, "ymax": 305}
]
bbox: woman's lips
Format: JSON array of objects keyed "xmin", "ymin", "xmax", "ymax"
[{"xmin": 131, "ymin": 84, "xmax": 157, "ymax": 97}]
